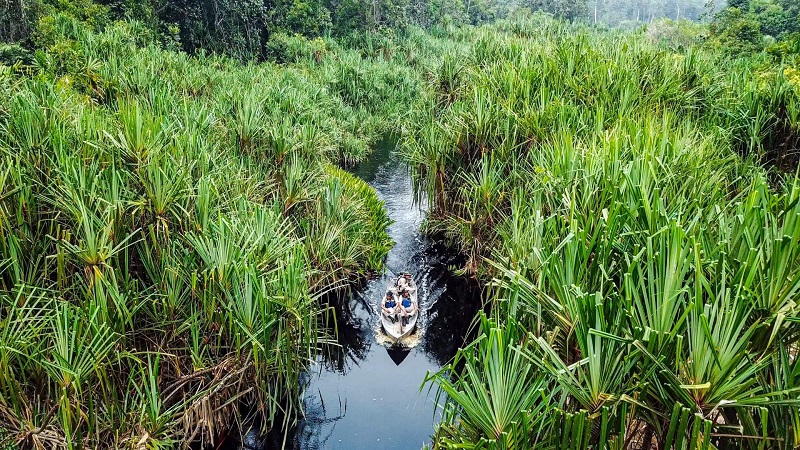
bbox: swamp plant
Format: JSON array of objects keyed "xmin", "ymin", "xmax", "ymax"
[
  {"xmin": 0, "ymin": 17, "xmax": 406, "ymax": 449},
  {"xmin": 414, "ymin": 15, "xmax": 800, "ymax": 449}
]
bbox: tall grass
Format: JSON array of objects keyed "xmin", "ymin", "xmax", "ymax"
[{"xmin": 413, "ymin": 15, "xmax": 800, "ymax": 449}]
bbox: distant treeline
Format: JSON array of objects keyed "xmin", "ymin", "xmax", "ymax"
[
  {"xmin": 10, "ymin": 0, "xmax": 487, "ymax": 59},
  {"xmin": 1, "ymin": 0, "xmax": 798, "ymax": 62}
]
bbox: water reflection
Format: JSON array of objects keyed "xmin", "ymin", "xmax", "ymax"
[
  {"xmin": 318, "ymin": 290, "xmax": 372, "ymax": 374},
  {"xmin": 419, "ymin": 243, "xmax": 484, "ymax": 367},
  {"xmin": 226, "ymin": 140, "xmax": 482, "ymax": 450}
]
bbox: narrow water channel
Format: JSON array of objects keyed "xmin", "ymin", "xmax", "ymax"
[
  {"xmin": 233, "ymin": 140, "xmax": 482, "ymax": 449},
  {"xmin": 293, "ymin": 140, "xmax": 481, "ymax": 449}
]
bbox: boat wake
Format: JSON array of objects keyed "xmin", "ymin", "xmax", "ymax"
[{"xmin": 374, "ymin": 321, "xmax": 424, "ymax": 348}]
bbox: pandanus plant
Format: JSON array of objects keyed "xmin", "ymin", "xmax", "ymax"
[
  {"xmin": 417, "ymin": 15, "xmax": 800, "ymax": 449},
  {"xmin": 232, "ymin": 90, "xmax": 266, "ymax": 155},
  {"xmin": 0, "ymin": 16, "xmax": 400, "ymax": 448},
  {"xmin": 107, "ymin": 100, "xmax": 166, "ymax": 164},
  {"xmin": 427, "ymin": 315, "xmax": 552, "ymax": 449},
  {"xmin": 438, "ymin": 54, "xmax": 464, "ymax": 105}
]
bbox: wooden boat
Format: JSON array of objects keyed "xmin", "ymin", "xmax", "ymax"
[{"xmin": 380, "ymin": 273, "xmax": 418, "ymax": 343}]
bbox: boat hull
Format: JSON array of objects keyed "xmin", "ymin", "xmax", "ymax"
[{"xmin": 380, "ymin": 275, "xmax": 418, "ymax": 343}]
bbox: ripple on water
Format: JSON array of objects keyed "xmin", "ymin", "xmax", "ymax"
[
  {"xmin": 220, "ymin": 139, "xmax": 482, "ymax": 450},
  {"xmin": 374, "ymin": 321, "xmax": 425, "ymax": 349}
]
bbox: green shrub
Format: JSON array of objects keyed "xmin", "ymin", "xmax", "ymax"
[
  {"xmin": 645, "ymin": 18, "xmax": 706, "ymax": 50},
  {"xmin": 0, "ymin": 43, "xmax": 31, "ymax": 65},
  {"xmin": 709, "ymin": 7, "xmax": 765, "ymax": 55}
]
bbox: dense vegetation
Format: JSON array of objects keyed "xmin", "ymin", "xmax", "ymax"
[
  {"xmin": 0, "ymin": 16, "xmax": 424, "ymax": 448},
  {"xmin": 1, "ymin": 0, "xmax": 800, "ymax": 449},
  {"xmin": 2, "ymin": 0, "xmax": 726, "ymax": 61},
  {"xmin": 412, "ymin": 16, "xmax": 800, "ymax": 450}
]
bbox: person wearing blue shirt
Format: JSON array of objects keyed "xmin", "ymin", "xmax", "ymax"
[
  {"xmin": 382, "ymin": 291, "xmax": 398, "ymax": 322},
  {"xmin": 399, "ymin": 290, "xmax": 416, "ymax": 325}
]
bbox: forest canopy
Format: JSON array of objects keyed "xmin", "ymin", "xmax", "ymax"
[{"xmin": 3, "ymin": 0, "xmax": 797, "ymax": 61}]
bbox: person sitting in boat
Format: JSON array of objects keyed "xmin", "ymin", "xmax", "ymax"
[
  {"xmin": 396, "ymin": 276, "xmax": 415, "ymax": 296},
  {"xmin": 399, "ymin": 289, "xmax": 416, "ymax": 325},
  {"xmin": 382, "ymin": 292, "xmax": 399, "ymax": 322}
]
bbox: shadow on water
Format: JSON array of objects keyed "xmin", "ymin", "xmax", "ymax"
[
  {"xmin": 386, "ymin": 347, "xmax": 410, "ymax": 366},
  {"xmin": 223, "ymin": 138, "xmax": 483, "ymax": 450}
]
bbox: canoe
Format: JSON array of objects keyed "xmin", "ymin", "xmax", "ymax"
[{"xmin": 380, "ymin": 274, "xmax": 418, "ymax": 343}]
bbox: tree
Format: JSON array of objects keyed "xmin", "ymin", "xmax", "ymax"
[
  {"xmin": 153, "ymin": 0, "xmax": 267, "ymax": 58},
  {"xmin": 709, "ymin": 6, "xmax": 764, "ymax": 53},
  {"xmin": 271, "ymin": 0, "xmax": 332, "ymax": 36},
  {"xmin": 524, "ymin": 0, "xmax": 588, "ymax": 21},
  {"xmin": 728, "ymin": 0, "xmax": 747, "ymax": 9},
  {"xmin": 1, "ymin": 0, "xmax": 36, "ymax": 42}
]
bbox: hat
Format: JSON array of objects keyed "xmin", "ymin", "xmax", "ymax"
[{"xmin": 397, "ymin": 277, "xmax": 407, "ymax": 287}]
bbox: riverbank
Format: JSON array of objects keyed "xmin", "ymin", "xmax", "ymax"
[
  {"xmin": 0, "ymin": 20, "xmax": 412, "ymax": 449},
  {"xmin": 407, "ymin": 16, "xmax": 800, "ymax": 448}
]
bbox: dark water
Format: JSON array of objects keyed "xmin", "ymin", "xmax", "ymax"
[{"xmin": 232, "ymin": 141, "xmax": 481, "ymax": 449}]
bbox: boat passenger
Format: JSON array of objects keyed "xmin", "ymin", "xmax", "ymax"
[
  {"xmin": 382, "ymin": 292, "xmax": 398, "ymax": 322},
  {"xmin": 397, "ymin": 276, "xmax": 415, "ymax": 296},
  {"xmin": 399, "ymin": 290, "xmax": 416, "ymax": 325}
]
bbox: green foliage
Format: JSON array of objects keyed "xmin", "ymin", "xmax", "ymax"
[
  {"xmin": 0, "ymin": 43, "xmax": 32, "ymax": 65},
  {"xmin": 265, "ymin": 32, "xmax": 329, "ymax": 63},
  {"xmin": 274, "ymin": 0, "xmax": 333, "ymax": 36},
  {"xmin": 523, "ymin": 0, "xmax": 587, "ymax": 21},
  {"xmin": 0, "ymin": 19, "xmax": 400, "ymax": 448},
  {"xmin": 707, "ymin": 0, "xmax": 800, "ymax": 56},
  {"xmin": 2, "ymin": 0, "xmax": 729, "ymax": 63},
  {"xmin": 766, "ymin": 32, "xmax": 800, "ymax": 62},
  {"xmin": 753, "ymin": 0, "xmax": 799, "ymax": 37},
  {"xmin": 646, "ymin": 18, "xmax": 707, "ymax": 50},
  {"xmin": 410, "ymin": 15, "xmax": 800, "ymax": 448},
  {"xmin": 709, "ymin": 6, "xmax": 765, "ymax": 54}
]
